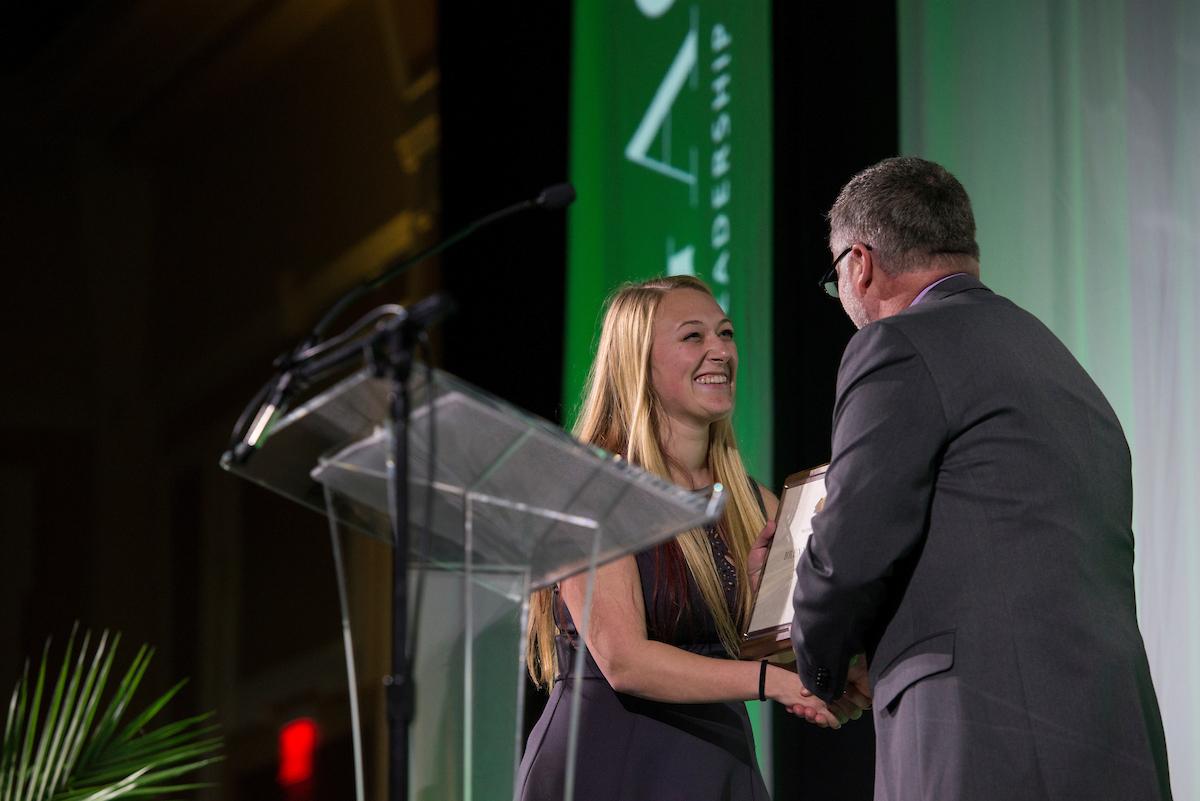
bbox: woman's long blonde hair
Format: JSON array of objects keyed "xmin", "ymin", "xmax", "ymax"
[{"xmin": 526, "ymin": 275, "xmax": 765, "ymax": 689}]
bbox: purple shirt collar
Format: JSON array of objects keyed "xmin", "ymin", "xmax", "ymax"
[{"xmin": 910, "ymin": 273, "xmax": 969, "ymax": 307}]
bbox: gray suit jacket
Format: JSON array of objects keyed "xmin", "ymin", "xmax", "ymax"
[{"xmin": 791, "ymin": 275, "xmax": 1171, "ymax": 801}]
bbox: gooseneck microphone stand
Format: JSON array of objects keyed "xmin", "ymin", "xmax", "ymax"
[
  {"xmin": 222, "ymin": 182, "xmax": 575, "ymax": 801},
  {"xmin": 361, "ymin": 297, "xmax": 452, "ymax": 801},
  {"xmin": 224, "ymin": 181, "xmax": 576, "ymax": 467}
]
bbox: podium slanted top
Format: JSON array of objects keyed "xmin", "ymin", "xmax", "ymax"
[{"xmin": 224, "ymin": 366, "xmax": 724, "ymax": 591}]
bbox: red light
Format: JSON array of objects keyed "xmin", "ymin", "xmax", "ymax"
[{"xmin": 278, "ymin": 717, "xmax": 319, "ymax": 786}]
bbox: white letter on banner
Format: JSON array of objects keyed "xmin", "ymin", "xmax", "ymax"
[
  {"xmin": 624, "ymin": 27, "xmax": 698, "ymax": 187},
  {"xmin": 712, "ymin": 23, "xmax": 731, "ymax": 51},
  {"xmin": 711, "ymin": 72, "xmax": 731, "ymax": 113},
  {"xmin": 636, "ymin": 0, "xmax": 676, "ymax": 18},
  {"xmin": 712, "ymin": 251, "xmax": 730, "ymax": 285},
  {"xmin": 712, "ymin": 214, "xmax": 730, "ymax": 250},
  {"xmin": 667, "ymin": 240, "xmax": 696, "ymax": 276},
  {"xmin": 712, "ymin": 112, "xmax": 731, "ymax": 143},
  {"xmin": 711, "ymin": 142, "xmax": 731, "ymax": 179},
  {"xmin": 712, "ymin": 179, "xmax": 731, "ymax": 210}
]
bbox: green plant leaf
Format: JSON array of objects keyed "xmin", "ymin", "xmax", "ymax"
[
  {"xmin": 31, "ymin": 627, "xmax": 88, "ymax": 801},
  {"xmin": 78, "ymin": 642, "xmax": 145, "ymax": 766},
  {"xmin": 113, "ymin": 680, "xmax": 187, "ymax": 746},
  {"xmin": 0, "ymin": 630, "xmax": 223, "ymax": 801},
  {"xmin": 50, "ymin": 633, "xmax": 113, "ymax": 798},
  {"xmin": 63, "ymin": 636, "xmax": 118, "ymax": 782},
  {"xmin": 1, "ymin": 662, "xmax": 30, "ymax": 801},
  {"xmin": 128, "ymin": 713, "xmax": 216, "ymax": 744},
  {"xmin": 15, "ymin": 643, "xmax": 50, "ymax": 801}
]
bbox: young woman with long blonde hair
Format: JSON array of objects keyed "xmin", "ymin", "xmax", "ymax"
[{"xmin": 516, "ymin": 276, "xmax": 847, "ymax": 801}]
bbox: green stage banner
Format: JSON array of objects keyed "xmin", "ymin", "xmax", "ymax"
[
  {"xmin": 566, "ymin": 3, "xmax": 773, "ymax": 479},
  {"xmin": 565, "ymin": 0, "xmax": 774, "ymax": 760}
]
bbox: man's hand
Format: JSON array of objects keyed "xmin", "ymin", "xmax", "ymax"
[
  {"xmin": 786, "ymin": 654, "xmax": 872, "ymax": 725},
  {"xmin": 845, "ymin": 653, "xmax": 872, "ymax": 709}
]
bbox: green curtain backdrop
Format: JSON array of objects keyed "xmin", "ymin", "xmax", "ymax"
[
  {"xmin": 566, "ymin": 0, "xmax": 774, "ymax": 769},
  {"xmin": 900, "ymin": 1, "xmax": 1199, "ymax": 796}
]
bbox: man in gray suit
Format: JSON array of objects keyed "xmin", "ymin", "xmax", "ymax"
[{"xmin": 790, "ymin": 157, "xmax": 1172, "ymax": 800}]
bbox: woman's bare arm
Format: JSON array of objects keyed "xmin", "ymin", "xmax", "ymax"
[{"xmin": 558, "ymin": 555, "xmax": 842, "ymax": 726}]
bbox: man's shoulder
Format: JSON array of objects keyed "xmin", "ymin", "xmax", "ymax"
[
  {"xmin": 878, "ymin": 279, "xmax": 1029, "ymax": 345},
  {"xmin": 848, "ymin": 281, "xmax": 1088, "ymax": 390},
  {"xmin": 839, "ymin": 284, "xmax": 1024, "ymax": 379},
  {"xmin": 837, "ymin": 317, "xmax": 930, "ymax": 389},
  {"xmin": 844, "ymin": 298, "xmax": 967, "ymax": 354}
]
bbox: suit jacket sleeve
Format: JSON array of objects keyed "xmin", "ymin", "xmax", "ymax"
[{"xmin": 791, "ymin": 321, "xmax": 948, "ymax": 702}]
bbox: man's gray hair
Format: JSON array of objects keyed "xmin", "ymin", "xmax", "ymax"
[{"xmin": 828, "ymin": 156, "xmax": 980, "ymax": 273}]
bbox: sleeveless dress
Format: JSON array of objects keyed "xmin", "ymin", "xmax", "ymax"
[{"xmin": 516, "ymin": 486, "xmax": 770, "ymax": 801}]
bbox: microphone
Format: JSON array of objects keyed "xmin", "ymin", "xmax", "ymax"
[
  {"xmin": 401, "ymin": 292, "xmax": 457, "ymax": 334},
  {"xmin": 308, "ymin": 181, "xmax": 575, "ymax": 343},
  {"xmin": 536, "ymin": 182, "xmax": 576, "ymax": 210}
]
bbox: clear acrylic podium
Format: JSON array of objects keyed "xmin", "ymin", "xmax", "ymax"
[{"xmin": 225, "ymin": 366, "xmax": 725, "ymax": 800}]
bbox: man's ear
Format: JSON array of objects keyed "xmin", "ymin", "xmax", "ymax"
[{"xmin": 853, "ymin": 244, "xmax": 874, "ymax": 294}]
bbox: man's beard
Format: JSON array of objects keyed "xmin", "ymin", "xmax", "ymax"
[{"xmin": 840, "ymin": 289, "xmax": 871, "ymax": 329}]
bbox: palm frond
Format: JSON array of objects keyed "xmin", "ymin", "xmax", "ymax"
[{"xmin": 0, "ymin": 629, "xmax": 224, "ymax": 801}]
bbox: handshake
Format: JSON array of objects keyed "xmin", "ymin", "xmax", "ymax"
[
  {"xmin": 749, "ymin": 520, "xmax": 872, "ymax": 729},
  {"xmin": 771, "ymin": 654, "xmax": 871, "ymax": 730}
]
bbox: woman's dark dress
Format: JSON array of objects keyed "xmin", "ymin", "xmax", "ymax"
[{"xmin": 516, "ymin": 491, "xmax": 770, "ymax": 801}]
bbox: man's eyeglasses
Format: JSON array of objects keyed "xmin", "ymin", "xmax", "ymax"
[{"xmin": 819, "ymin": 244, "xmax": 872, "ymax": 299}]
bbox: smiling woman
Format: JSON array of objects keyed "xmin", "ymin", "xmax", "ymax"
[
  {"xmin": 650, "ymin": 286, "xmax": 737, "ymax": 432},
  {"xmin": 515, "ymin": 276, "xmax": 854, "ymax": 801}
]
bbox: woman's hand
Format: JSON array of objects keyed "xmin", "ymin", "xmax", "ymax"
[
  {"xmin": 765, "ymin": 664, "xmax": 847, "ymax": 729},
  {"xmin": 747, "ymin": 520, "xmax": 776, "ymax": 597}
]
